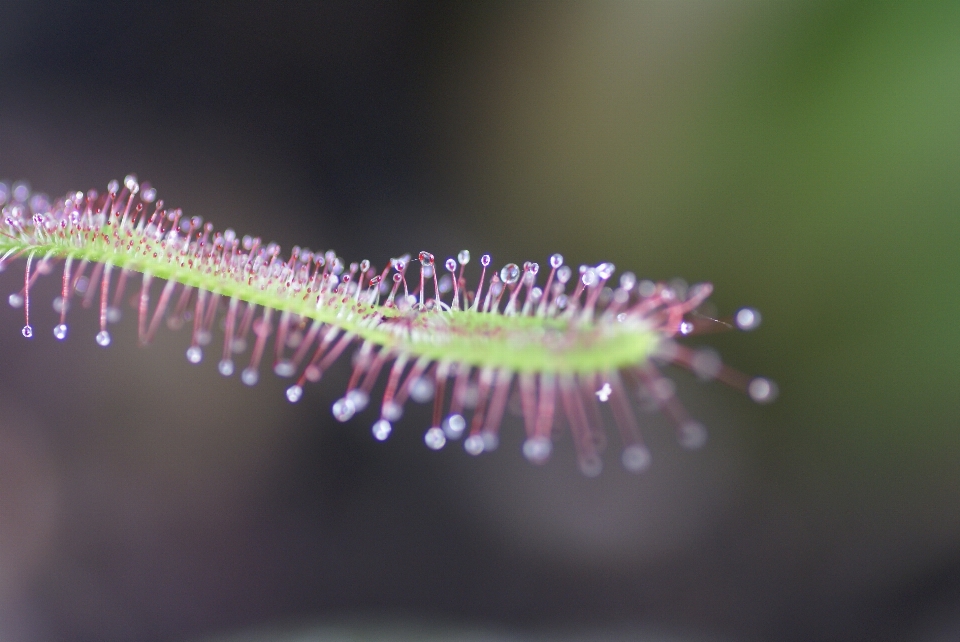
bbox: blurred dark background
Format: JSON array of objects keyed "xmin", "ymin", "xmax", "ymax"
[{"xmin": 1, "ymin": 2, "xmax": 958, "ymax": 641}]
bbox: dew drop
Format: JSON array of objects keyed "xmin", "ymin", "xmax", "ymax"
[
  {"xmin": 480, "ymin": 254, "xmax": 491, "ymax": 267},
  {"xmin": 619, "ymin": 271, "xmax": 636, "ymax": 291},
  {"xmin": 556, "ymin": 265, "xmax": 572, "ymax": 284},
  {"xmin": 418, "ymin": 251, "xmax": 434, "ymax": 266},
  {"xmin": 286, "ymin": 385, "xmax": 303, "ymax": 403},
  {"xmin": 241, "ymin": 368, "xmax": 259, "ymax": 386},
  {"xmin": 424, "ymin": 427, "xmax": 446, "ymax": 450},
  {"xmin": 735, "ymin": 307, "xmax": 762, "ymax": 331},
  {"xmin": 596, "ymin": 262, "xmax": 615, "ymax": 280},
  {"xmin": 442, "ymin": 414, "xmax": 466, "ymax": 439},
  {"xmin": 581, "ymin": 268, "xmax": 598, "ymax": 287},
  {"xmin": 382, "ymin": 401, "xmax": 403, "ymax": 422},
  {"xmin": 332, "ymin": 398, "xmax": 356, "ymax": 422},
  {"xmin": 637, "ymin": 280, "xmax": 657, "ymax": 297},
  {"xmin": 95, "ymin": 330, "xmax": 111, "ymax": 347},
  {"xmin": 445, "ymin": 258, "xmax": 457, "ymax": 272},
  {"xmin": 21, "ymin": 324, "xmax": 33, "ymax": 338},
  {"xmin": 457, "ymin": 250, "xmax": 470, "ymax": 265},
  {"xmin": 123, "ymin": 174, "xmax": 139, "ymax": 193},
  {"xmin": 578, "ymin": 454, "xmax": 603, "ymax": 478},
  {"xmin": 372, "ymin": 419, "xmax": 392, "ymax": 441},
  {"xmin": 8, "ymin": 293, "xmax": 23, "ymax": 308},
  {"xmin": 53, "ymin": 324, "xmax": 68, "ymax": 341},
  {"xmin": 621, "ymin": 445, "xmax": 651, "ymax": 472},
  {"xmin": 549, "ymin": 253, "xmax": 563, "ymax": 269},
  {"xmin": 691, "ymin": 349, "xmax": 722, "ymax": 380},
  {"xmin": 499, "ymin": 263, "xmax": 520, "ymax": 285},
  {"xmin": 679, "ymin": 320, "xmax": 694, "ymax": 335},
  {"xmin": 522, "ymin": 437, "xmax": 552, "ymax": 464},
  {"xmin": 273, "ymin": 360, "xmax": 295, "ymax": 377},
  {"xmin": 346, "ymin": 389, "xmax": 369, "ymax": 411},
  {"xmin": 679, "ymin": 421, "xmax": 708, "ymax": 449},
  {"xmin": 106, "ymin": 180, "xmax": 119, "ymax": 195},
  {"xmin": 410, "ymin": 377, "xmax": 434, "ymax": 403},
  {"xmin": 186, "ymin": 346, "xmax": 203, "ymax": 363},
  {"xmin": 218, "ymin": 359, "xmax": 234, "ymax": 376},
  {"xmin": 748, "ymin": 377, "xmax": 778, "ymax": 403},
  {"xmin": 464, "ymin": 434, "xmax": 485, "ymax": 456}
]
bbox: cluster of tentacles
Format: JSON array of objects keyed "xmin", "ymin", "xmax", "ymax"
[{"xmin": 0, "ymin": 176, "xmax": 776, "ymax": 475}]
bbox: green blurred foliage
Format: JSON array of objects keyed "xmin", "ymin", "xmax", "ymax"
[{"xmin": 440, "ymin": 0, "xmax": 960, "ymax": 553}]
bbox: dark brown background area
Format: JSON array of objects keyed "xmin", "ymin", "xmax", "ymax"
[{"xmin": 1, "ymin": 2, "xmax": 959, "ymax": 641}]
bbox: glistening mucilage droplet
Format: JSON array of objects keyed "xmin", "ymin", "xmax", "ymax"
[{"xmin": 0, "ymin": 176, "xmax": 776, "ymax": 475}]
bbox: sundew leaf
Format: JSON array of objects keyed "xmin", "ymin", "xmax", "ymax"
[{"xmin": 0, "ymin": 176, "xmax": 775, "ymax": 475}]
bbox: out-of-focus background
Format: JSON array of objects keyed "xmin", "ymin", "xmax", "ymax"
[{"xmin": 0, "ymin": 2, "xmax": 958, "ymax": 641}]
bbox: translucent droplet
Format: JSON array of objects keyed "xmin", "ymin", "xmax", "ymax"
[
  {"xmin": 124, "ymin": 174, "xmax": 139, "ymax": 193},
  {"xmin": 346, "ymin": 389, "xmax": 369, "ymax": 412},
  {"xmin": 95, "ymin": 330, "xmax": 111, "ymax": 347},
  {"xmin": 480, "ymin": 254, "xmax": 491, "ymax": 267},
  {"xmin": 424, "ymin": 427, "xmax": 446, "ymax": 450},
  {"xmin": 443, "ymin": 414, "xmax": 466, "ymax": 439},
  {"xmin": 382, "ymin": 401, "xmax": 402, "ymax": 422},
  {"xmin": 241, "ymin": 368, "xmax": 259, "ymax": 386},
  {"xmin": 581, "ymin": 268, "xmax": 598, "ymax": 287},
  {"xmin": 332, "ymin": 398, "xmax": 356, "ymax": 422},
  {"xmin": 410, "ymin": 377, "xmax": 434, "ymax": 403},
  {"xmin": 186, "ymin": 346, "xmax": 202, "ymax": 363},
  {"xmin": 637, "ymin": 280, "xmax": 657, "ymax": 297},
  {"xmin": 735, "ymin": 307, "xmax": 761, "ymax": 331},
  {"xmin": 522, "ymin": 437, "xmax": 552, "ymax": 464},
  {"xmin": 106, "ymin": 306, "xmax": 122, "ymax": 324},
  {"xmin": 372, "ymin": 419, "xmax": 392, "ymax": 441},
  {"xmin": 678, "ymin": 421, "xmax": 707, "ymax": 449},
  {"xmin": 418, "ymin": 251, "xmax": 434, "ymax": 266},
  {"xmin": 457, "ymin": 250, "xmax": 470, "ymax": 265},
  {"xmin": 748, "ymin": 377, "xmax": 778, "ymax": 403},
  {"xmin": 596, "ymin": 262, "xmax": 615, "ymax": 280},
  {"xmin": 273, "ymin": 360, "xmax": 295, "ymax": 377},
  {"xmin": 106, "ymin": 179, "xmax": 119, "ymax": 195},
  {"xmin": 218, "ymin": 359, "xmax": 234, "ymax": 376},
  {"xmin": 691, "ymin": 349, "xmax": 722, "ymax": 380},
  {"xmin": 445, "ymin": 258, "xmax": 457, "ymax": 272},
  {"xmin": 621, "ymin": 445, "xmax": 651, "ymax": 472},
  {"xmin": 464, "ymin": 435, "xmax": 484, "ymax": 456},
  {"xmin": 8, "ymin": 293, "xmax": 23, "ymax": 308},
  {"xmin": 578, "ymin": 454, "xmax": 603, "ymax": 478},
  {"xmin": 549, "ymin": 253, "xmax": 563, "ymax": 269},
  {"xmin": 53, "ymin": 324, "xmax": 68, "ymax": 340},
  {"xmin": 286, "ymin": 385, "xmax": 303, "ymax": 403},
  {"xmin": 499, "ymin": 263, "xmax": 520, "ymax": 285},
  {"xmin": 556, "ymin": 265, "xmax": 572, "ymax": 284},
  {"xmin": 21, "ymin": 324, "xmax": 33, "ymax": 338},
  {"xmin": 679, "ymin": 320, "xmax": 694, "ymax": 335},
  {"xmin": 619, "ymin": 271, "xmax": 636, "ymax": 290},
  {"xmin": 12, "ymin": 181, "xmax": 30, "ymax": 202}
]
